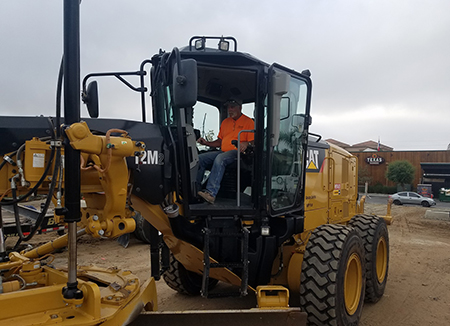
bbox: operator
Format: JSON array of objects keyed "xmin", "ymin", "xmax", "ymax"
[{"xmin": 196, "ymin": 98, "xmax": 254, "ymax": 204}]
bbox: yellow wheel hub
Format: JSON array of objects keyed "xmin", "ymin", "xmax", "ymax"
[
  {"xmin": 376, "ymin": 236, "xmax": 388, "ymax": 283},
  {"xmin": 344, "ymin": 253, "xmax": 363, "ymax": 315}
]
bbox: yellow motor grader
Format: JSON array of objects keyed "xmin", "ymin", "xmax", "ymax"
[{"xmin": 0, "ymin": 2, "xmax": 390, "ymax": 325}]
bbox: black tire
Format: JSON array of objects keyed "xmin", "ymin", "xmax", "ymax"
[
  {"xmin": 132, "ymin": 211, "xmax": 152, "ymax": 244},
  {"xmin": 163, "ymin": 253, "xmax": 218, "ymax": 295},
  {"xmin": 421, "ymin": 201, "xmax": 430, "ymax": 207},
  {"xmin": 349, "ymin": 214, "xmax": 389, "ymax": 303},
  {"xmin": 393, "ymin": 199, "xmax": 402, "ymax": 205},
  {"xmin": 300, "ymin": 224, "xmax": 365, "ymax": 326}
]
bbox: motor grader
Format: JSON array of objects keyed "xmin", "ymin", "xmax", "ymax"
[{"xmin": 0, "ymin": 2, "xmax": 390, "ymax": 325}]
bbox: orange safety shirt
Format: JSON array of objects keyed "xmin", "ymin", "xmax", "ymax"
[{"xmin": 218, "ymin": 114, "xmax": 255, "ymax": 152}]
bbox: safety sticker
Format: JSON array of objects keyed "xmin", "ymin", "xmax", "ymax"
[
  {"xmin": 333, "ymin": 189, "xmax": 341, "ymax": 196},
  {"xmin": 33, "ymin": 153, "xmax": 45, "ymax": 168}
]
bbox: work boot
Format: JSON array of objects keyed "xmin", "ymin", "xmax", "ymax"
[{"xmin": 198, "ymin": 190, "xmax": 215, "ymax": 204}]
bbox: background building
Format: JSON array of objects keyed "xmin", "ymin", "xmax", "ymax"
[
  {"xmin": 326, "ymin": 139, "xmax": 393, "ymax": 152},
  {"xmin": 325, "ymin": 139, "xmax": 450, "ymax": 196}
]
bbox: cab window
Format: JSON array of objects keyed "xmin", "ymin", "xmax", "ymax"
[{"xmin": 270, "ymin": 76, "xmax": 308, "ymax": 211}]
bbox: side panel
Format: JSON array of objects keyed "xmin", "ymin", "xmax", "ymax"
[
  {"xmin": 304, "ymin": 141, "xmax": 358, "ymax": 230},
  {"xmin": 327, "ymin": 145, "xmax": 358, "ymax": 223},
  {"xmin": 304, "ymin": 143, "xmax": 329, "ymax": 230}
]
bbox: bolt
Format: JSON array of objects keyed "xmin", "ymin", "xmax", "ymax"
[
  {"xmin": 93, "ymin": 215, "xmax": 99, "ymax": 221},
  {"xmin": 98, "ymin": 230, "xmax": 105, "ymax": 236},
  {"xmin": 107, "ymin": 296, "xmax": 113, "ymax": 300},
  {"xmin": 51, "ymin": 315, "xmax": 58, "ymax": 319},
  {"xmin": 115, "ymin": 298, "xmax": 120, "ymax": 302}
]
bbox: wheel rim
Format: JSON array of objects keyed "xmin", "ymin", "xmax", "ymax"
[
  {"xmin": 376, "ymin": 237, "xmax": 388, "ymax": 283},
  {"xmin": 344, "ymin": 253, "xmax": 363, "ymax": 315}
]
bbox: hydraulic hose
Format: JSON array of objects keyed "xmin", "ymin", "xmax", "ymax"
[
  {"xmin": 0, "ymin": 142, "xmax": 55, "ymax": 207},
  {"xmin": 55, "ymin": 56, "xmax": 63, "ymax": 139},
  {"xmin": 0, "ymin": 119, "xmax": 59, "ymax": 245},
  {"xmin": 13, "ymin": 146, "xmax": 61, "ymax": 248},
  {"xmin": 0, "ymin": 46, "xmax": 65, "ymax": 247}
]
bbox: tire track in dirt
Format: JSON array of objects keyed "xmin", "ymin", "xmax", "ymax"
[{"xmin": 361, "ymin": 204, "xmax": 450, "ymax": 326}]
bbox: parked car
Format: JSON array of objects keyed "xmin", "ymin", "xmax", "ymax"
[{"xmin": 389, "ymin": 191, "xmax": 436, "ymax": 207}]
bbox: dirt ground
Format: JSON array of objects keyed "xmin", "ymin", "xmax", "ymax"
[{"xmin": 7, "ymin": 203, "xmax": 450, "ymax": 325}]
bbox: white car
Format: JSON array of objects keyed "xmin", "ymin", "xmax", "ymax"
[{"xmin": 389, "ymin": 191, "xmax": 436, "ymax": 207}]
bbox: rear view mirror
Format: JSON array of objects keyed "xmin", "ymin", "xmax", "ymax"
[
  {"xmin": 82, "ymin": 81, "xmax": 99, "ymax": 118},
  {"xmin": 173, "ymin": 59, "xmax": 198, "ymax": 109}
]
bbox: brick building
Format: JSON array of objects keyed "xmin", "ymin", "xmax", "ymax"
[{"xmin": 326, "ymin": 139, "xmax": 450, "ymax": 196}]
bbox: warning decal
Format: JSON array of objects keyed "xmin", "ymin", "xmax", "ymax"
[
  {"xmin": 307, "ymin": 160, "xmax": 318, "ymax": 170},
  {"xmin": 306, "ymin": 148, "xmax": 325, "ymax": 173},
  {"xmin": 33, "ymin": 153, "xmax": 45, "ymax": 168}
]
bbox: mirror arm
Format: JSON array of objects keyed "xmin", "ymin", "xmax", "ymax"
[
  {"xmin": 82, "ymin": 71, "xmax": 147, "ymax": 94},
  {"xmin": 309, "ymin": 132, "xmax": 322, "ymax": 142}
]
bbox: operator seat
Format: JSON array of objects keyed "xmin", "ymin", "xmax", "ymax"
[{"xmin": 217, "ymin": 146, "xmax": 254, "ymax": 199}]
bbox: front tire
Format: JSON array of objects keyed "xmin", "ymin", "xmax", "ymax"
[
  {"xmin": 349, "ymin": 214, "xmax": 389, "ymax": 303},
  {"xmin": 132, "ymin": 211, "xmax": 152, "ymax": 244},
  {"xmin": 300, "ymin": 224, "xmax": 365, "ymax": 326},
  {"xmin": 393, "ymin": 199, "xmax": 402, "ymax": 205},
  {"xmin": 421, "ymin": 201, "xmax": 430, "ymax": 207},
  {"xmin": 163, "ymin": 253, "xmax": 218, "ymax": 295}
]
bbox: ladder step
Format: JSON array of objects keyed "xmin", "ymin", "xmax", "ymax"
[
  {"xmin": 206, "ymin": 291, "xmax": 243, "ymax": 298},
  {"xmin": 210, "ymin": 262, "xmax": 244, "ymax": 269},
  {"xmin": 201, "ymin": 224, "xmax": 250, "ymax": 298},
  {"xmin": 208, "ymin": 232, "xmax": 244, "ymax": 238}
]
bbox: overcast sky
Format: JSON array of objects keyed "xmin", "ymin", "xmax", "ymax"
[{"xmin": 1, "ymin": 0, "xmax": 449, "ymax": 150}]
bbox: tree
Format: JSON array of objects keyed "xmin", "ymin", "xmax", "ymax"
[
  {"xmin": 358, "ymin": 166, "xmax": 373, "ymax": 185},
  {"xmin": 385, "ymin": 160, "xmax": 415, "ymax": 190}
]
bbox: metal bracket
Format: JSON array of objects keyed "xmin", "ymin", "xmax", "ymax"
[{"xmin": 49, "ymin": 140, "xmax": 63, "ymax": 148}]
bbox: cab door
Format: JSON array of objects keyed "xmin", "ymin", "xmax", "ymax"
[{"xmin": 266, "ymin": 64, "xmax": 312, "ymax": 216}]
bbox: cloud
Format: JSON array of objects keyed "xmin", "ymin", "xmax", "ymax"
[{"xmin": 1, "ymin": 0, "xmax": 449, "ymax": 150}]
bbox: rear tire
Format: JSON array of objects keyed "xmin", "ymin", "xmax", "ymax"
[
  {"xmin": 300, "ymin": 224, "xmax": 365, "ymax": 326},
  {"xmin": 163, "ymin": 253, "xmax": 218, "ymax": 295},
  {"xmin": 349, "ymin": 214, "xmax": 389, "ymax": 303}
]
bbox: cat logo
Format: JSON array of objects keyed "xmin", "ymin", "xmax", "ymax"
[{"xmin": 306, "ymin": 148, "xmax": 324, "ymax": 172}]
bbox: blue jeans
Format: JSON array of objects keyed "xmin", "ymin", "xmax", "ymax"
[{"xmin": 196, "ymin": 150, "xmax": 237, "ymax": 197}]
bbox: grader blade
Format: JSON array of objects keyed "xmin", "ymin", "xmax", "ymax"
[{"xmin": 132, "ymin": 308, "xmax": 307, "ymax": 326}]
